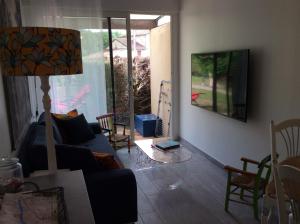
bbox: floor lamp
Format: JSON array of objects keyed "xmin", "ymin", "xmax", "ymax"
[{"xmin": 0, "ymin": 27, "xmax": 83, "ymax": 174}]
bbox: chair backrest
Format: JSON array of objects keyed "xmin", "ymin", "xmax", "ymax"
[
  {"xmin": 271, "ymin": 119, "xmax": 300, "ymax": 224},
  {"xmin": 256, "ymin": 154, "xmax": 272, "ymax": 186},
  {"xmin": 96, "ymin": 113, "xmax": 114, "ymax": 133},
  {"xmin": 271, "ymin": 119, "xmax": 300, "ymax": 164},
  {"xmin": 278, "ymin": 165, "xmax": 300, "ymax": 224}
]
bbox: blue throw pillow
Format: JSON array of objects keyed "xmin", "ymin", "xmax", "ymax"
[
  {"xmin": 32, "ymin": 125, "xmax": 58, "ymax": 146},
  {"xmin": 54, "ymin": 114, "xmax": 95, "ymax": 144},
  {"xmin": 37, "ymin": 112, "xmax": 63, "ymax": 144}
]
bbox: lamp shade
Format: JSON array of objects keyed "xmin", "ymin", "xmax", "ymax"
[{"xmin": 0, "ymin": 27, "xmax": 82, "ymax": 76}]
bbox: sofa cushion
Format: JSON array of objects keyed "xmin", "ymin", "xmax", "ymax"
[
  {"xmin": 88, "ymin": 122, "xmax": 101, "ymax": 134},
  {"xmin": 79, "ymin": 134, "xmax": 124, "ymax": 165},
  {"xmin": 38, "ymin": 112, "xmax": 63, "ymax": 144},
  {"xmin": 92, "ymin": 152, "xmax": 123, "ymax": 169},
  {"xmin": 79, "ymin": 134, "xmax": 115, "ymax": 155},
  {"xmin": 54, "ymin": 114, "xmax": 95, "ymax": 144},
  {"xmin": 28, "ymin": 144, "xmax": 105, "ymax": 174}
]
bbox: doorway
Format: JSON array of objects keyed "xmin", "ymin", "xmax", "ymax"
[
  {"xmin": 130, "ymin": 14, "xmax": 172, "ymax": 140},
  {"xmin": 101, "ymin": 16, "xmax": 133, "ymax": 142},
  {"xmin": 101, "ymin": 14, "xmax": 172, "ymax": 143}
]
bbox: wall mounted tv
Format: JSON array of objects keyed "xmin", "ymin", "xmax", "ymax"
[{"xmin": 191, "ymin": 49, "xmax": 249, "ymax": 122}]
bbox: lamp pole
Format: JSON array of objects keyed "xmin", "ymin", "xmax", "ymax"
[{"xmin": 40, "ymin": 76, "xmax": 57, "ymax": 173}]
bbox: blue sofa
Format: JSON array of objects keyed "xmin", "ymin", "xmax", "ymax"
[{"xmin": 18, "ymin": 115, "xmax": 137, "ymax": 224}]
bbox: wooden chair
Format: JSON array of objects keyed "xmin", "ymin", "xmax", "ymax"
[
  {"xmin": 96, "ymin": 113, "xmax": 130, "ymax": 152},
  {"xmin": 224, "ymin": 155, "xmax": 272, "ymax": 219},
  {"xmin": 265, "ymin": 119, "xmax": 300, "ymax": 223}
]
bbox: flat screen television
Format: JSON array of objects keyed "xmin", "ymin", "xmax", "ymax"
[{"xmin": 191, "ymin": 49, "xmax": 249, "ymax": 122}]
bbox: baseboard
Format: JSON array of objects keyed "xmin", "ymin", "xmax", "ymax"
[{"xmin": 179, "ymin": 137, "xmax": 224, "ymax": 169}]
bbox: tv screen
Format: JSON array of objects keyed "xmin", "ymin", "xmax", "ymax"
[{"xmin": 191, "ymin": 49, "xmax": 249, "ymax": 122}]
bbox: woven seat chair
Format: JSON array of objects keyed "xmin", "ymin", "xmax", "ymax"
[
  {"xmin": 224, "ymin": 155, "xmax": 272, "ymax": 219},
  {"xmin": 96, "ymin": 113, "xmax": 130, "ymax": 152}
]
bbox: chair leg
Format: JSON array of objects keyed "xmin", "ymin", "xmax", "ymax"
[
  {"xmin": 261, "ymin": 194, "xmax": 274, "ymax": 224},
  {"xmin": 240, "ymin": 189, "xmax": 244, "ymax": 200},
  {"xmin": 253, "ymin": 191, "xmax": 259, "ymax": 220},
  {"xmin": 127, "ymin": 138, "xmax": 131, "ymax": 153},
  {"xmin": 225, "ymin": 173, "xmax": 231, "ymax": 212}
]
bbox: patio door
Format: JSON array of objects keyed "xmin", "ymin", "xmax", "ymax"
[{"xmin": 103, "ymin": 16, "xmax": 134, "ymax": 142}]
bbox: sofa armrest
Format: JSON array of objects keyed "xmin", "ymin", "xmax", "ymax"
[
  {"xmin": 85, "ymin": 169, "xmax": 137, "ymax": 224},
  {"xmin": 88, "ymin": 122, "xmax": 101, "ymax": 134}
]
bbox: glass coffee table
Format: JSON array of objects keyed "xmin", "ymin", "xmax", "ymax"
[
  {"xmin": 135, "ymin": 138, "xmax": 192, "ymax": 189},
  {"xmin": 135, "ymin": 138, "xmax": 192, "ymax": 168}
]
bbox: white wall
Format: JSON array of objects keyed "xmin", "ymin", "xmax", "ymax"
[
  {"xmin": 150, "ymin": 23, "xmax": 171, "ymax": 136},
  {"xmin": 0, "ymin": 77, "xmax": 11, "ymax": 156},
  {"xmin": 180, "ymin": 0, "xmax": 300, "ymax": 167}
]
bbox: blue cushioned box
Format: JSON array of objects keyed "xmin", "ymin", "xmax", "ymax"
[{"xmin": 135, "ymin": 114, "xmax": 162, "ymax": 137}]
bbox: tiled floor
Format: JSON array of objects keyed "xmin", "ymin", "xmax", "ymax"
[{"xmin": 116, "ymin": 141, "xmax": 260, "ymax": 224}]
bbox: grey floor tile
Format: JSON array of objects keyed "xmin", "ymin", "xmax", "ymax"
[{"xmin": 116, "ymin": 143, "xmax": 259, "ymax": 224}]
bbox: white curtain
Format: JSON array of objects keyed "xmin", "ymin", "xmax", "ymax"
[{"xmin": 21, "ymin": 0, "xmax": 107, "ymax": 122}]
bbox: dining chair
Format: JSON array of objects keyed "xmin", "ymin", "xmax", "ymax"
[
  {"xmin": 262, "ymin": 119, "xmax": 300, "ymax": 223},
  {"xmin": 278, "ymin": 165, "xmax": 300, "ymax": 224}
]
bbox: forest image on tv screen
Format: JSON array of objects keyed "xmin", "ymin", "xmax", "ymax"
[{"xmin": 191, "ymin": 50, "xmax": 248, "ymax": 121}]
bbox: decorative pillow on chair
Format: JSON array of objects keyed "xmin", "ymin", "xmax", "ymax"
[
  {"xmin": 54, "ymin": 114, "xmax": 95, "ymax": 144},
  {"xmin": 92, "ymin": 152, "xmax": 123, "ymax": 169}
]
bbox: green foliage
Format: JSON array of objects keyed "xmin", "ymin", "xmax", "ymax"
[
  {"xmin": 133, "ymin": 57, "xmax": 151, "ymax": 115},
  {"xmin": 216, "ymin": 53, "xmax": 230, "ymax": 78},
  {"xmin": 105, "ymin": 62, "xmax": 113, "ymax": 113},
  {"xmin": 105, "ymin": 56, "xmax": 129, "ymax": 124},
  {"xmin": 80, "ymin": 30, "xmax": 123, "ymax": 57},
  {"xmin": 101, "ymin": 32, "xmax": 109, "ymax": 50},
  {"xmin": 192, "ymin": 87, "xmax": 228, "ymax": 113},
  {"xmin": 100, "ymin": 31, "xmax": 123, "ymax": 49},
  {"xmin": 191, "ymin": 54, "xmax": 213, "ymax": 78},
  {"xmin": 105, "ymin": 56, "xmax": 151, "ymax": 124},
  {"xmin": 80, "ymin": 30, "xmax": 102, "ymax": 57},
  {"xmin": 192, "ymin": 53, "xmax": 232, "ymax": 79}
]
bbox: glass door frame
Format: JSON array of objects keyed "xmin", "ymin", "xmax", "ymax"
[
  {"xmin": 103, "ymin": 12, "xmax": 135, "ymax": 143},
  {"xmin": 103, "ymin": 11, "xmax": 180, "ymax": 141}
]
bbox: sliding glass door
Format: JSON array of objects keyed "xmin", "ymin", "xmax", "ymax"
[{"xmin": 103, "ymin": 16, "xmax": 134, "ymax": 141}]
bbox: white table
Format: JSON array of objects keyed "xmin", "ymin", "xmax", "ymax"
[{"xmin": 27, "ymin": 170, "xmax": 95, "ymax": 224}]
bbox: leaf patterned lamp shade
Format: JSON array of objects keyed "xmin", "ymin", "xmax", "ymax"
[
  {"xmin": 0, "ymin": 27, "xmax": 83, "ymax": 76},
  {"xmin": 0, "ymin": 27, "xmax": 83, "ymax": 174}
]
